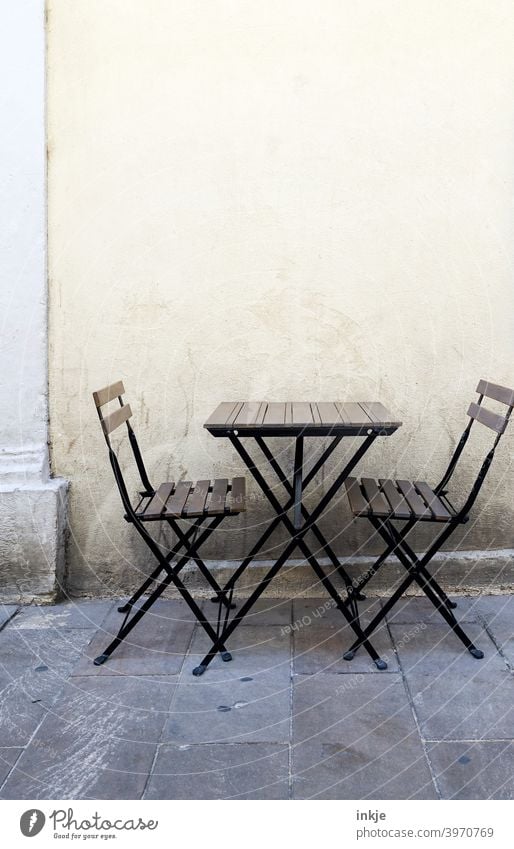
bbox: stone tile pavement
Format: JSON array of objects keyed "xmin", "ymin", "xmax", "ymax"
[{"xmin": 0, "ymin": 594, "xmax": 512, "ymax": 800}]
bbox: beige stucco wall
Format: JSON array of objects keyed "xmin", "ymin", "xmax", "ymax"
[{"xmin": 48, "ymin": 0, "xmax": 514, "ymax": 596}]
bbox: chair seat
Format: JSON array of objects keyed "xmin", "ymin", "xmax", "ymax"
[
  {"xmin": 134, "ymin": 477, "xmax": 246, "ymax": 520},
  {"xmin": 345, "ymin": 477, "xmax": 454, "ymax": 523}
]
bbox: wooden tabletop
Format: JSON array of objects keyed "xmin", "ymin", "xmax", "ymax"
[{"xmin": 204, "ymin": 401, "xmax": 402, "ymax": 437}]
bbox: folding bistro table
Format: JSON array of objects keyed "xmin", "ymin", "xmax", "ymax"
[{"xmin": 192, "ymin": 400, "xmax": 402, "ymax": 675}]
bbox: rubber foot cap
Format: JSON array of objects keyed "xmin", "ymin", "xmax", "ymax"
[
  {"xmin": 343, "ymin": 651, "xmax": 355, "ymax": 661},
  {"xmin": 374, "ymin": 658, "xmax": 388, "ymax": 670},
  {"xmin": 355, "ymin": 592, "xmax": 367, "ymax": 601},
  {"xmin": 447, "ymin": 600, "xmax": 458, "ymax": 609},
  {"xmin": 221, "ymin": 651, "xmax": 232, "ymax": 662},
  {"xmin": 192, "ymin": 665, "xmax": 206, "ymax": 676},
  {"xmin": 94, "ymin": 654, "xmax": 109, "ymax": 666},
  {"xmin": 118, "ymin": 604, "xmax": 131, "ymax": 613},
  {"xmin": 469, "ymin": 647, "xmax": 484, "ymax": 659}
]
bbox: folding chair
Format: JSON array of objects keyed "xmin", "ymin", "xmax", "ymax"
[
  {"xmin": 342, "ymin": 379, "xmax": 513, "ymax": 662},
  {"xmin": 92, "ymin": 380, "xmax": 246, "ymax": 668}
]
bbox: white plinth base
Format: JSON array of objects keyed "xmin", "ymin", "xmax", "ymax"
[{"xmin": 0, "ymin": 478, "xmax": 68, "ymax": 603}]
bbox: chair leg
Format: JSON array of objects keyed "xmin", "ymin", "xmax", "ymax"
[
  {"xmin": 94, "ymin": 519, "xmax": 233, "ymax": 666},
  {"xmin": 117, "ymin": 521, "xmax": 203, "ymax": 612},
  {"xmin": 168, "ymin": 517, "xmax": 236, "ymax": 609},
  {"xmin": 411, "ymin": 569, "xmax": 483, "ymax": 659},
  {"xmin": 371, "ymin": 520, "xmax": 484, "ymax": 661}
]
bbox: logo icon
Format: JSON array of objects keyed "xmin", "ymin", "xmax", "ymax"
[{"xmin": 20, "ymin": 810, "xmax": 46, "ymax": 837}]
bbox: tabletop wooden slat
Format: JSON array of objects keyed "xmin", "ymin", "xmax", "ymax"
[
  {"xmin": 338, "ymin": 402, "xmax": 372, "ymax": 425},
  {"xmin": 263, "ymin": 402, "xmax": 287, "ymax": 426},
  {"xmin": 310, "ymin": 402, "xmax": 322, "ymax": 424},
  {"xmin": 316, "ymin": 402, "xmax": 343, "ymax": 426},
  {"xmin": 204, "ymin": 401, "xmax": 241, "ymax": 428},
  {"xmin": 292, "ymin": 402, "xmax": 314, "ymax": 426},
  {"xmin": 204, "ymin": 400, "xmax": 401, "ymax": 435},
  {"xmin": 359, "ymin": 401, "xmax": 399, "ymax": 427},
  {"xmin": 234, "ymin": 402, "xmax": 264, "ymax": 427}
]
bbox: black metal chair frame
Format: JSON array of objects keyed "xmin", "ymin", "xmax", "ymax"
[
  {"xmin": 343, "ymin": 379, "xmax": 513, "ymax": 662},
  {"xmin": 191, "ymin": 430, "xmax": 390, "ymax": 675},
  {"xmin": 92, "ymin": 381, "xmax": 244, "ymax": 668}
]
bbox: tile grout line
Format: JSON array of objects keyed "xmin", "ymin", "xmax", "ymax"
[
  {"xmin": 477, "ymin": 614, "xmax": 514, "ymax": 674},
  {"xmin": 0, "ymin": 619, "xmax": 98, "ymax": 796},
  {"xmin": 383, "ymin": 612, "xmax": 443, "ymax": 800},
  {"xmin": 288, "ymin": 601, "xmax": 294, "ymax": 800},
  {"xmin": 139, "ymin": 612, "xmax": 199, "ymax": 799}
]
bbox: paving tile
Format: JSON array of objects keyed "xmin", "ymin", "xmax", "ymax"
[
  {"xmin": 392, "ymin": 623, "xmax": 514, "ymax": 740},
  {"xmin": 145, "ymin": 743, "xmax": 289, "ymax": 799},
  {"xmin": 293, "ymin": 598, "xmax": 398, "ymax": 674},
  {"xmin": 10, "ymin": 600, "xmax": 115, "ymax": 630},
  {"xmin": 72, "ymin": 599, "xmax": 195, "ymax": 676},
  {"xmin": 0, "ymin": 628, "xmax": 94, "ymax": 747},
  {"xmin": 383, "ymin": 595, "xmax": 478, "ymax": 625},
  {"xmin": 182, "ymin": 624, "xmax": 291, "ymax": 681},
  {"xmin": 473, "ymin": 596, "xmax": 514, "ymax": 667},
  {"xmin": 231, "ymin": 597, "xmax": 292, "ymax": 627},
  {"xmin": 163, "ymin": 672, "xmax": 290, "ymax": 744},
  {"xmin": 0, "ymin": 675, "xmax": 176, "ymax": 800},
  {"xmin": 293, "ymin": 597, "xmax": 382, "ymax": 629},
  {"xmin": 0, "ymin": 748, "xmax": 23, "ymax": 785},
  {"xmin": 473, "ymin": 595, "xmax": 514, "ymax": 626},
  {"xmin": 427, "ymin": 741, "xmax": 514, "ymax": 800},
  {"xmin": 292, "ymin": 673, "xmax": 435, "ymax": 799},
  {"xmin": 0, "ymin": 606, "xmax": 19, "ymax": 630}
]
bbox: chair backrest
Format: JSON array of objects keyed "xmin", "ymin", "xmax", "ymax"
[
  {"xmin": 436, "ymin": 379, "xmax": 513, "ymax": 517},
  {"xmin": 93, "ymin": 381, "xmax": 153, "ymax": 513}
]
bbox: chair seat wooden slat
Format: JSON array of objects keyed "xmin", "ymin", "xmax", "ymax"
[
  {"xmin": 396, "ymin": 480, "xmax": 431, "ymax": 518},
  {"xmin": 344, "ymin": 478, "xmax": 370, "ymax": 515},
  {"xmin": 165, "ymin": 480, "xmax": 193, "ymax": 517},
  {"xmin": 227, "ymin": 477, "xmax": 246, "ymax": 513},
  {"xmin": 378, "ymin": 479, "xmax": 411, "ymax": 519},
  {"xmin": 184, "ymin": 480, "xmax": 210, "ymax": 517},
  {"xmin": 360, "ymin": 478, "xmax": 391, "ymax": 517},
  {"xmin": 413, "ymin": 481, "xmax": 452, "ymax": 521},
  {"xmin": 208, "ymin": 478, "xmax": 229, "ymax": 515},
  {"xmin": 144, "ymin": 482, "xmax": 175, "ymax": 519}
]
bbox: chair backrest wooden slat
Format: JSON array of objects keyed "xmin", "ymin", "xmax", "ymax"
[
  {"xmin": 101, "ymin": 403, "xmax": 132, "ymax": 435},
  {"xmin": 467, "ymin": 402, "xmax": 507, "ymax": 434},
  {"xmin": 476, "ymin": 379, "xmax": 514, "ymax": 408},
  {"xmin": 93, "ymin": 380, "xmax": 125, "ymax": 409}
]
